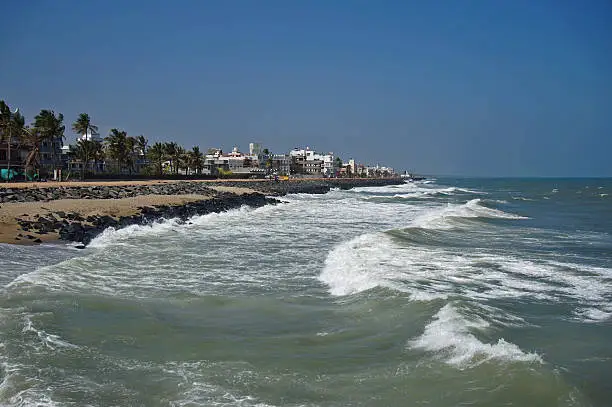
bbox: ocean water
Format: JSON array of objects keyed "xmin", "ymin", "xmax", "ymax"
[{"xmin": 1, "ymin": 178, "xmax": 611, "ymax": 406}]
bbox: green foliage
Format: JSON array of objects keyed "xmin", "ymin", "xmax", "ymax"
[
  {"xmin": 71, "ymin": 113, "xmax": 98, "ymax": 140},
  {"xmin": 70, "ymin": 139, "xmax": 101, "ymax": 179},
  {"xmin": 187, "ymin": 146, "xmax": 204, "ymax": 174},
  {"xmin": 104, "ymin": 128, "xmax": 135, "ymax": 173},
  {"xmin": 147, "ymin": 142, "xmax": 166, "ymax": 176},
  {"xmin": 217, "ymin": 168, "xmax": 233, "ymax": 178},
  {"xmin": 33, "ymin": 109, "xmax": 65, "ymax": 172}
]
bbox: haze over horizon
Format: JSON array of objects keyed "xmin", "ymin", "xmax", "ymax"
[{"xmin": 1, "ymin": 0, "xmax": 610, "ymax": 177}]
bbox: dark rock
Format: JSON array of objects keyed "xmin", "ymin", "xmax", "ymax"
[{"xmin": 33, "ymin": 238, "xmax": 42, "ymax": 243}]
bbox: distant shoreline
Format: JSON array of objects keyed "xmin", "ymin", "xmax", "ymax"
[{"xmin": 0, "ymin": 178, "xmax": 405, "ymax": 246}]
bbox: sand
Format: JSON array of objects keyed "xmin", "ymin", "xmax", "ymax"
[{"xmin": 0, "ymin": 184, "xmax": 256, "ymax": 245}]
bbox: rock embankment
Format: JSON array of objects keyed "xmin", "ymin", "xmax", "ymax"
[
  {"xmin": 208, "ymin": 178, "xmax": 404, "ymax": 195},
  {"xmin": 0, "ymin": 182, "xmax": 216, "ymax": 203},
  {"xmin": 13, "ymin": 192, "xmax": 278, "ymax": 246},
  {"xmin": 1, "ymin": 178, "xmax": 404, "ymax": 246},
  {"xmin": 0, "ymin": 178, "xmax": 404, "ymax": 203}
]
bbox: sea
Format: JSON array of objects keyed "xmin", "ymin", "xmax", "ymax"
[{"xmin": 1, "ymin": 178, "xmax": 611, "ymax": 407}]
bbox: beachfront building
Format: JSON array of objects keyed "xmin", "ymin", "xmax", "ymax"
[
  {"xmin": 203, "ymin": 146, "xmax": 265, "ymax": 177},
  {"xmin": 79, "ymin": 129, "xmax": 103, "ymax": 143},
  {"xmin": 39, "ymin": 136, "xmax": 64, "ymax": 180},
  {"xmin": 266, "ymin": 154, "xmax": 291, "ymax": 175},
  {"xmin": 289, "ymin": 147, "xmax": 336, "ymax": 177},
  {"xmin": 0, "ymin": 137, "xmax": 28, "ymax": 180}
]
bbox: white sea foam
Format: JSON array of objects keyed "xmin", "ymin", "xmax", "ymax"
[
  {"xmin": 408, "ymin": 304, "xmax": 542, "ymax": 367},
  {"xmin": 22, "ymin": 314, "xmax": 79, "ymax": 351},
  {"xmin": 409, "ymin": 199, "xmax": 527, "ymax": 229},
  {"xmin": 87, "ymin": 205, "xmax": 260, "ymax": 249},
  {"xmin": 319, "ymin": 230, "xmax": 612, "ymax": 323}
]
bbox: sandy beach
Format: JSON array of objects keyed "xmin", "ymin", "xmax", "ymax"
[
  {"xmin": 0, "ymin": 178, "xmax": 403, "ymax": 245},
  {"xmin": 0, "ymin": 182, "xmax": 257, "ymax": 245}
]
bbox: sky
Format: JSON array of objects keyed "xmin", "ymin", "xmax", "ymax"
[{"xmin": 1, "ymin": 0, "xmax": 611, "ymax": 177}]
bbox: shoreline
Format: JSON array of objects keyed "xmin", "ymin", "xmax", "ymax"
[{"xmin": 0, "ymin": 178, "xmax": 405, "ymax": 246}]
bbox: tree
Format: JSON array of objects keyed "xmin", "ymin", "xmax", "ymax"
[
  {"xmin": 70, "ymin": 139, "xmax": 99, "ymax": 180},
  {"xmin": 136, "ymin": 135, "xmax": 148, "ymax": 156},
  {"xmin": 21, "ymin": 127, "xmax": 45, "ymax": 178},
  {"xmin": 0, "ymin": 101, "xmax": 26, "ymax": 179},
  {"xmin": 125, "ymin": 136, "xmax": 137, "ymax": 175},
  {"xmin": 187, "ymin": 146, "xmax": 204, "ymax": 175},
  {"xmin": 104, "ymin": 128, "xmax": 129, "ymax": 173},
  {"xmin": 163, "ymin": 142, "xmax": 183, "ymax": 174},
  {"xmin": 71, "ymin": 113, "xmax": 98, "ymax": 142},
  {"xmin": 147, "ymin": 142, "xmax": 166, "ymax": 176},
  {"xmin": 33, "ymin": 110, "xmax": 65, "ymax": 175},
  {"xmin": 176, "ymin": 145, "xmax": 187, "ymax": 175}
]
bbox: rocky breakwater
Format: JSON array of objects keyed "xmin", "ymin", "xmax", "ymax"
[
  {"xmin": 0, "ymin": 182, "xmax": 216, "ymax": 203},
  {"xmin": 12, "ymin": 192, "xmax": 279, "ymax": 247},
  {"xmin": 208, "ymin": 177, "xmax": 406, "ymax": 196}
]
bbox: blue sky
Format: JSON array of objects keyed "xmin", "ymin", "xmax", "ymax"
[{"xmin": 1, "ymin": 0, "xmax": 611, "ymax": 176}]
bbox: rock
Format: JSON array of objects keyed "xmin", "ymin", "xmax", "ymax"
[{"xmin": 33, "ymin": 238, "xmax": 42, "ymax": 243}]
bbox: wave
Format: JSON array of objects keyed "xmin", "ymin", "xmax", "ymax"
[
  {"xmin": 408, "ymin": 304, "xmax": 542, "ymax": 367},
  {"xmin": 319, "ymin": 231, "xmax": 612, "ymax": 322},
  {"xmin": 22, "ymin": 314, "xmax": 79, "ymax": 351},
  {"xmin": 409, "ymin": 199, "xmax": 528, "ymax": 230},
  {"xmin": 362, "ymin": 185, "xmax": 484, "ymax": 200},
  {"xmin": 87, "ymin": 205, "xmax": 266, "ymax": 249}
]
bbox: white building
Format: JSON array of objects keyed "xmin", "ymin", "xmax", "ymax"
[
  {"xmin": 80, "ymin": 130, "xmax": 103, "ymax": 143},
  {"xmin": 290, "ymin": 147, "xmax": 336, "ymax": 176}
]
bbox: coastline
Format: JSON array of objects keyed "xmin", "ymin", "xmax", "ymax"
[{"xmin": 0, "ymin": 178, "xmax": 405, "ymax": 246}]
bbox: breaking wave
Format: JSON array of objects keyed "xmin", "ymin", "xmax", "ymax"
[{"xmin": 408, "ymin": 304, "xmax": 542, "ymax": 367}]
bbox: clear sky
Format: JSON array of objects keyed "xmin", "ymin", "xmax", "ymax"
[{"xmin": 1, "ymin": 0, "xmax": 611, "ymax": 176}]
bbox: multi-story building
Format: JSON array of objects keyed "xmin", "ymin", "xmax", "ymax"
[
  {"xmin": 0, "ymin": 136, "xmax": 27, "ymax": 179},
  {"xmin": 289, "ymin": 147, "xmax": 336, "ymax": 176}
]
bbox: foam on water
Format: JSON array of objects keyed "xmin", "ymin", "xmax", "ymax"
[
  {"xmin": 319, "ymin": 230, "xmax": 612, "ymax": 323},
  {"xmin": 409, "ymin": 198, "xmax": 527, "ymax": 229},
  {"xmin": 408, "ymin": 303, "xmax": 542, "ymax": 367}
]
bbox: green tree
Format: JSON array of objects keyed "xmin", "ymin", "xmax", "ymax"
[
  {"xmin": 125, "ymin": 136, "xmax": 137, "ymax": 175},
  {"xmin": 147, "ymin": 142, "xmax": 166, "ymax": 176},
  {"xmin": 187, "ymin": 146, "xmax": 204, "ymax": 175},
  {"xmin": 71, "ymin": 113, "xmax": 98, "ymax": 142},
  {"xmin": 104, "ymin": 128, "xmax": 129, "ymax": 173},
  {"xmin": 70, "ymin": 139, "xmax": 99, "ymax": 180},
  {"xmin": 136, "ymin": 135, "xmax": 148, "ymax": 156},
  {"xmin": 33, "ymin": 110, "xmax": 65, "ymax": 174},
  {"xmin": 21, "ymin": 127, "xmax": 45, "ymax": 178},
  {"xmin": 163, "ymin": 142, "xmax": 184, "ymax": 174},
  {"xmin": 0, "ymin": 101, "xmax": 26, "ymax": 179}
]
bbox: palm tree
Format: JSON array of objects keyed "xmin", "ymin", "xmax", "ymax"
[
  {"xmin": 136, "ymin": 135, "xmax": 148, "ymax": 156},
  {"xmin": 163, "ymin": 142, "xmax": 184, "ymax": 174},
  {"xmin": 33, "ymin": 110, "xmax": 65, "ymax": 176},
  {"xmin": 188, "ymin": 146, "xmax": 204, "ymax": 175},
  {"xmin": 134, "ymin": 135, "xmax": 148, "ymax": 174},
  {"xmin": 0, "ymin": 101, "xmax": 26, "ymax": 179},
  {"xmin": 71, "ymin": 113, "xmax": 98, "ymax": 142},
  {"xmin": 21, "ymin": 127, "xmax": 45, "ymax": 178},
  {"xmin": 176, "ymin": 145, "xmax": 187, "ymax": 175},
  {"xmin": 125, "ymin": 136, "xmax": 137, "ymax": 175},
  {"xmin": 104, "ymin": 128, "xmax": 129, "ymax": 173},
  {"xmin": 147, "ymin": 142, "xmax": 166, "ymax": 176},
  {"xmin": 70, "ymin": 139, "xmax": 98, "ymax": 180}
]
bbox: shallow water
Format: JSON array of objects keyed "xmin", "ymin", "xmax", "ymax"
[{"xmin": 1, "ymin": 178, "xmax": 611, "ymax": 406}]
